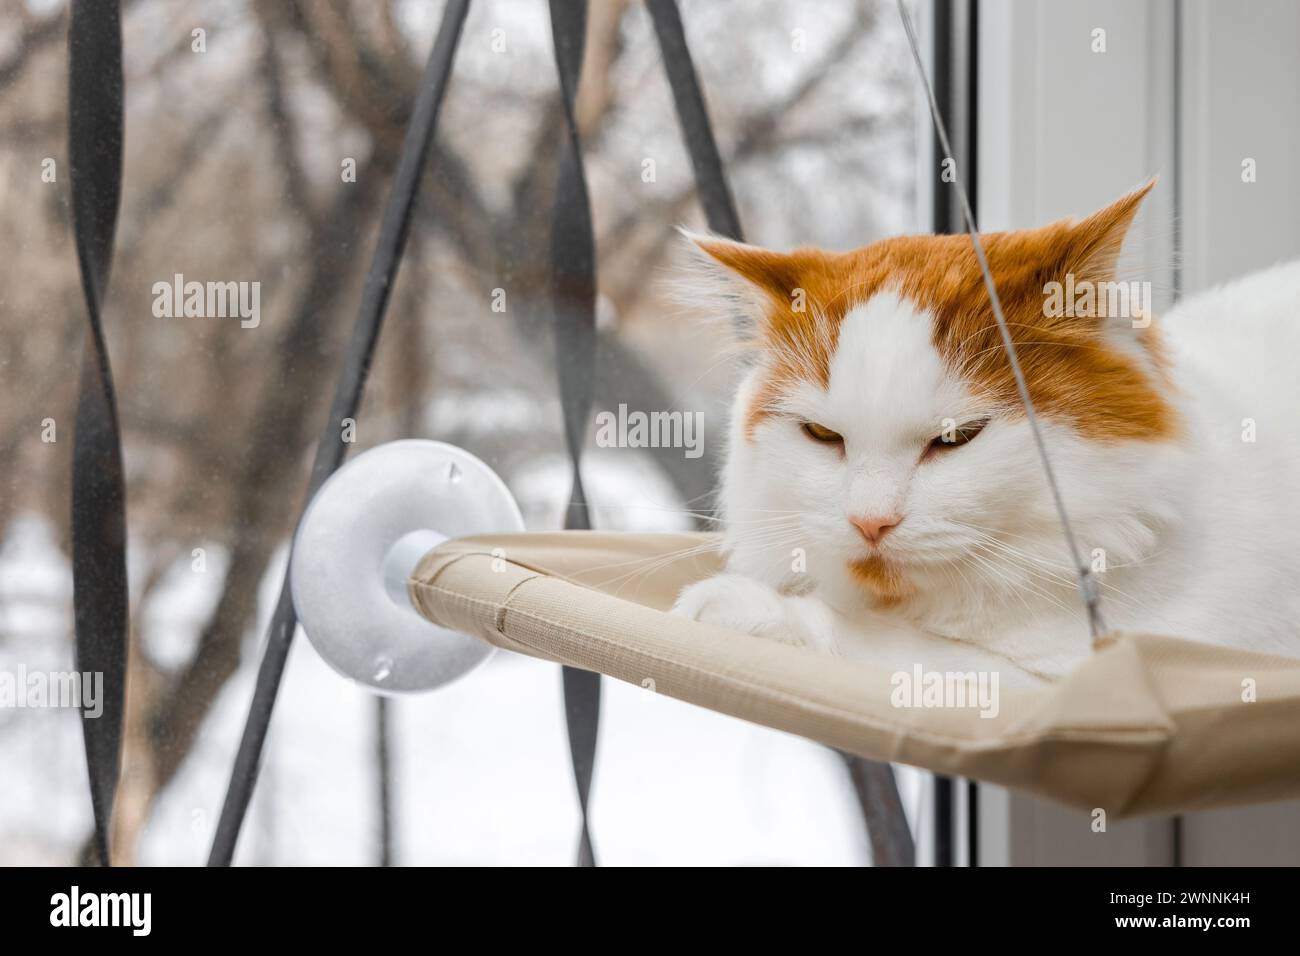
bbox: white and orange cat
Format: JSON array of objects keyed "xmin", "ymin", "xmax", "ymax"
[{"xmin": 672, "ymin": 183, "xmax": 1300, "ymax": 682}]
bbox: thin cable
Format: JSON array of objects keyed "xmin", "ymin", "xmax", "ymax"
[{"xmin": 896, "ymin": 0, "xmax": 1106, "ymax": 641}]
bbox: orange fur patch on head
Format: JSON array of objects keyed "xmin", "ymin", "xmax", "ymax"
[
  {"xmin": 690, "ymin": 238, "xmax": 851, "ymax": 437},
  {"xmin": 897, "ymin": 182, "xmax": 1176, "ymax": 442},
  {"xmin": 690, "ymin": 238, "xmax": 844, "ymax": 382},
  {"xmin": 693, "ymin": 181, "xmax": 1178, "ymax": 443}
]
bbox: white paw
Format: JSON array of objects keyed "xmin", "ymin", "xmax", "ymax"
[
  {"xmin": 672, "ymin": 574, "xmax": 839, "ymax": 654},
  {"xmin": 673, "ymin": 574, "xmax": 789, "ymax": 637}
]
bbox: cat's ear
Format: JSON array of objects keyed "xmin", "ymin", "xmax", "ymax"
[
  {"xmin": 1060, "ymin": 179, "xmax": 1156, "ymax": 281},
  {"xmin": 673, "ymin": 229, "xmax": 804, "ymax": 335}
]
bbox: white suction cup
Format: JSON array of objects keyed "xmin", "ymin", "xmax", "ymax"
[{"xmin": 290, "ymin": 440, "xmax": 524, "ymax": 694}]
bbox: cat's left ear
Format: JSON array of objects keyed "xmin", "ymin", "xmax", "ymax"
[
  {"xmin": 672, "ymin": 229, "xmax": 806, "ymax": 337},
  {"xmin": 1060, "ymin": 179, "xmax": 1156, "ymax": 280}
]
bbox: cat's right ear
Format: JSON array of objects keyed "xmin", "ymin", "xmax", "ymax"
[{"xmin": 672, "ymin": 229, "xmax": 802, "ymax": 338}]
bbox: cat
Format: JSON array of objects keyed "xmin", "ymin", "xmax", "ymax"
[{"xmin": 671, "ymin": 182, "xmax": 1300, "ymax": 682}]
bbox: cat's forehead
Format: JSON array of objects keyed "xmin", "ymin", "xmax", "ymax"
[
  {"xmin": 833, "ymin": 232, "xmax": 994, "ymax": 321},
  {"xmin": 763, "ymin": 287, "xmax": 976, "ymax": 447},
  {"xmin": 834, "ymin": 288, "xmax": 943, "ymax": 385},
  {"xmin": 744, "ymin": 241, "xmax": 986, "ymax": 440},
  {"xmin": 821, "ymin": 289, "xmax": 972, "ymax": 428},
  {"xmin": 754, "ymin": 233, "xmax": 979, "ymax": 387}
]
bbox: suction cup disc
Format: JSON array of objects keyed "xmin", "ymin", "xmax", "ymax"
[{"xmin": 290, "ymin": 440, "xmax": 524, "ymax": 694}]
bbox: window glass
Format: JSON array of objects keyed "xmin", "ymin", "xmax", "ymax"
[{"xmin": 0, "ymin": 0, "xmax": 916, "ymax": 865}]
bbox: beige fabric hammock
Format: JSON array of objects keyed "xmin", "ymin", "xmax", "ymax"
[{"xmin": 410, "ymin": 531, "xmax": 1300, "ymax": 819}]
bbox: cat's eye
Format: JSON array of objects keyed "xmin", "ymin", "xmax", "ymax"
[
  {"xmin": 801, "ymin": 421, "xmax": 843, "ymax": 445},
  {"xmin": 924, "ymin": 418, "xmax": 989, "ymax": 458}
]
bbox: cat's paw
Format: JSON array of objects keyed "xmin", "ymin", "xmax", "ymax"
[
  {"xmin": 672, "ymin": 574, "xmax": 838, "ymax": 654},
  {"xmin": 673, "ymin": 574, "xmax": 790, "ymax": 637}
]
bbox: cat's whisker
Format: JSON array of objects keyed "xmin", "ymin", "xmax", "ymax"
[
  {"xmin": 954, "ymin": 518, "xmax": 1173, "ymax": 574},
  {"xmin": 963, "ymin": 549, "xmax": 1041, "ymax": 617},
  {"xmin": 965, "ymin": 539, "xmax": 1159, "ymax": 619},
  {"xmin": 956, "ymin": 528, "xmax": 1076, "ymax": 574},
  {"xmin": 966, "ymin": 545, "xmax": 1079, "ymax": 617}
]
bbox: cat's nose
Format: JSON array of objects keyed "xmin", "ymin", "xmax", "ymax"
[{"xmin": 850, "ymin": 513, "xmax": 902, "ymax": 545}]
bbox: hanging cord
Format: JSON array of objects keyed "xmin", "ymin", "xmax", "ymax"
[
  {"xmin": 896, "ymin": 0, "xmax": 1106, "ymax": 642},
  {"xmin": 67, "ymin": 0, "xmax": 128, "ymax": 867},
  {"xmin": 548, "ymin": 0, "xmax": 601, "ymax": 869},
  {"xmin": 207, "ymin": 0, "xmax": 472, "ymax": 866}
]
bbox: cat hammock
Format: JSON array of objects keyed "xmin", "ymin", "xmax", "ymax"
[
  {"xmin": 411, "ymin": 532, "xmax": 1300, "ymax": 818},
  {"xmin": 288, "ymin": 439, "xmax": 1300, "ymax": 820}
]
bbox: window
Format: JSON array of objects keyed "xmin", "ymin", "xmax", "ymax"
[{"xmin": 0, "ymin": 0, "xmax": 921, "ymax": 865}]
